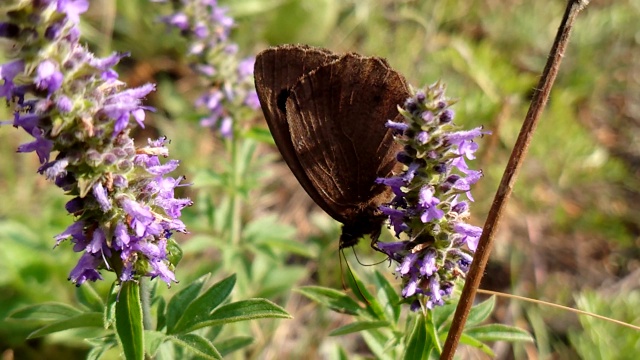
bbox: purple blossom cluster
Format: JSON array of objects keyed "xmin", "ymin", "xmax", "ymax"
[
  {"xmin": 154, "ymin": 0, "xmax": 260, "ymax": 137},
  {"xmin": 376, "ymin": 82, "xmax": 488, "ymax": 310},
  {"xmin": 0, "ymin": 0, "xmax": 191, "ymax": 285}
]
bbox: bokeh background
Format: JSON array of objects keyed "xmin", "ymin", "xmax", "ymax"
[{"xmin": 1, "ymin": 0, "xmax": 639, "ymax": 359}]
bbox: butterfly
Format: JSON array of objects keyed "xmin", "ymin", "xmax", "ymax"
[{"xmin": 254, "ymin": 44, "xmax": 410, "ymax": 250}]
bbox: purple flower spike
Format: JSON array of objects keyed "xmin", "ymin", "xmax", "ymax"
[
  {"xmin": 375, "ymin": 82, "xmax": 487, "ymax": 309},
  {"xmin": 155, "ymin": 0, "xmax": 258, "ymax": 136},
  {"xmin": 1, "ymin": 1, "xmax": 189, "ymax": 286}
]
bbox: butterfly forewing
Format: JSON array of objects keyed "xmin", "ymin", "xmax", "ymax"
[{"xmin": 254, "ymin": 45, "xmax": 342, "ymax": 219}]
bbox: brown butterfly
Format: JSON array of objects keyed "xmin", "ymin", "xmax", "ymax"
[{"xmin": 254, "ymin": 44, "xmax": 410, "ymax": 250}]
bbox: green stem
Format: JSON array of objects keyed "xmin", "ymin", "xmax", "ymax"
[{"xmin": 228, "ymin": 134, "xmax": 242, "ymax": 248}]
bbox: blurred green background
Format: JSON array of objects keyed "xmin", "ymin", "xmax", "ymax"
[{"xmin": 1, "ymin": 0, "xmax": 639, "ymax": 359}]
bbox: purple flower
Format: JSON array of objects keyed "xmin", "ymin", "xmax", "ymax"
[
  {"xmin": 418, "ymin": 187, "xmax": 444, "ymax": 223},
  {"xmin": 385, "ymin": 120, "xmax": 409, "ymax": 132},
  {"xmin": 69, "ymin": 253, "xmax": 103, "ymax": 285},
  {"xmin": 454, "ymin": 223, "xmax": 482, "ymax": 252},
  {"xmin": 16, "ymin": 127, "xmax": 53, "ymax": 163},
  {"xmin": 55, "ymin": 221, "xmax": 85, "ymax": 246},
  {"xmin": 92, "ymin": 182, "xmax": 111, "ymax": 212},
  {"xmin": 376, "ymin": 176, "xmax": 405, "ymax": 197},
  {"xmin": 56, "ymin": 0, "xmax": 90, "ymax": 23},
  {"xmin": 35, "ymin": 60, "xmax": 64, "ymax": 93},
  {"xmin": 0, "ymin": 60, "xmax": 24, "ymax": 98},
  {"xmin": 102, "ymin": 83, "xmax": 155, "ymax": 135},
  {"xmin": 380, "ymin": 206, "xmax": 408, "ymax": 236}
]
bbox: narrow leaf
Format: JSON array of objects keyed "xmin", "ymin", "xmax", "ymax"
[
  {"xmin": 9, "ymin": 303, "xmax": 82, "ymax": 321},
  {"xmin": 245, "ymin": 126, "xmax": 275, "ymax": 144},
  {"xmin": 346, "ymin": 272, "xmax": 386, "ymax": 320},
  {"xmin": 145, "ymin": 330, "xmax": 168, "ymax": 357},
  {"xmin": 76, "ymin": 283, "xmax": 105, "ymax": 312},
  {"xmin": 459, "ymin": 333, "xmax": 494, "ymax": 357},
  {"xmin": 181, "ymin": 299, "xmax": 291, "ymax": 333},
  {"xmin": 329, "ymin": 320, "xmax": 389, "ymax": 336},
  {"xmin": 296, "ymin": 286, "xmax": 362, "ymax": 315},
  {"xmin": 115, "ymin": 281, "xmax": 144, "ymax": 360},
  {"xmin": 170, "ymin": 333, "xmax": 222, "ymax": 360},
  {"xmin": 404, "ymin": 315, "xmax": 431, "ymax": 360},
  {"xmin": 104, "ymin": 282, "xmax": 118, "ymax": 329},
  {"xmin": 466, "ymin": 296, "xmax": 495, "ymax": 326},
  {"xmin": 171, "ymin": 274, "xmax": 236, "ymax": 334},
  {"xmin": 85, "ymin": 335, "xmax": 118, "ymax": 360},
  {"xmin": 27, "ymin": 312, "xmax": 103, "ymax": 338},
  {"xmin": 156, "ymin": 297, "xmax": 167, "ymax": 331},
  {"xmin": 432, "ymin": 302, "xmax": 458, "ymax": 331},
  {"xmin": 361, "ymin": 330, "xmax": 396, "ymax": 360},
  {"xmin": 466, "ymin": 323, "xmax": 534, "ymax": 343},
  {"xmin": 166, "ymin": 273, "xmax": 211, "ymax": 333},
  {"xmin": 374, "ymin": 271, "xmax": 401, "ymax": 323},
  {"xmin": 214, "ymin": 336, "xmax": 253, "ymax": 357}
]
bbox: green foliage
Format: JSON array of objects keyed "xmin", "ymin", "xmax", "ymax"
[
  {"xmin": 5, "ymin": 274, "xmax": 290, "ymax": 359},
  {"xmin": 568, "ymin": 290, "xmax": 640, "ymax": 360},
  {"xmin": 300, "ymin": 270, "xmax": 533, "ymax": 358}
]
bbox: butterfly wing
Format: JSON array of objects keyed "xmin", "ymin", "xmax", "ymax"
[
  {"xmin": 254, "ymin": 45, "xmax": 343, "ymax": 219},
  {"xmin": 284, "ymin": 53, "xmax": 410, "ymax": 225}
]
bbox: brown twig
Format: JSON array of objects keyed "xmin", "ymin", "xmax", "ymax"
[{"xmin": 441, "ymin": 1, "xmax": 590, "ymax": 358}]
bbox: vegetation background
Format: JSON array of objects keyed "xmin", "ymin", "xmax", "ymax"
[{"xmin": 1, "ymin": 0, "xmax": 638, "ymax": 359}]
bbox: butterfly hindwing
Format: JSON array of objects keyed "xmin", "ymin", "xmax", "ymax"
[{"xmin": 284, "ymin": 53, "xmax": 410, "ymax": 224}]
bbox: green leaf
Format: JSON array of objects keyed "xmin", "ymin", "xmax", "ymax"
[
  {"xmin": 404, "ymin": 315, "xmax": 431, "ymax": 360},
  {"xmin": 329, "ymin": 320, "xmax": 389, "ymax": 336},
  {"xmin": 27, "ymin": 312, "xmax": 103, "ymax": 338},
  {"xmin": 144, "ymin": 330, "xmax": 168, "ymax": 357},
  {"xmin": 465, "ymin": 296, "xmax": 495, "ymax": 326},
  {"xmin": 245, "ymin": 126, "xmax": 275, "ymax": 144},
  {"xmin": 374, "ymin": 271, "xmax": 401, "ymax": 323},
  {"xmin": 105, "ymin": 282, "xmax": 118, "ymax": 329},
  {"xmin": 459, "ymin": 333, "xmax": 494, "ymax": 356},
  {"xmin": 85, "ymin": 335, "xmax": 118, "ymax": 360},
  {"xmin": 170, "ymin": 333, "xmax": 222, "ymax": 360},
  {"xmin": 466, "ymin": 323, "xmax": 534, "ymax": 343},
  {"xmin": 171, "ymin": 274, "xmax": 236, "ymax": 334},
  {"xmin": 8, "ymin": 303, "xmax": 82, "ymax": 321},
  {"xmin": 115, "ymin": 281, "xmax": 144, "ymax": 360},
  {"xmin": 361, "ymin": 330, "xmax": 396, "ymax": 360},
  {"xmin": 192, "ymin": 170, "xmax": 225, "ymax": 188},
  {"xmin": 156, "ymin": 296, "xmax": 167, "ymax": 331},
  {"xmin": 297, "ymin": 286, "xmax": 362, "ymax": 315},
  {"xmin": 214, "ymin": 336, "xmax": 253, "ymax": 357},
  {"xmin": 432, "ymin": 302, "xmax": 457, "ymax": 330},
  {"xmin": 345, "ymin": 271, "xmax": 386, "ymax": 320},
  {"xmin": 76, "ymin": 283, "xmax": 105, "ymax": 312},
  {"xmin": 180, "ymin": 299, "xmax": 291, "ymax": 333},
  {"xmin": 166, "ymin": 273, "xmax": 211, "ymax": 333},
  {"xmin": 86, "ymin": 345, "xmax": 110, "ymax": 360}
]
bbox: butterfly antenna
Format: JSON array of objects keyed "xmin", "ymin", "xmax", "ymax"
[
  {"xmin": 351, "ymin": 246, "xmax": 388, "ymax": 266},
  {"xmin": 339, "ymin": 248, "xmax": 348, "ymax": 291}
]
